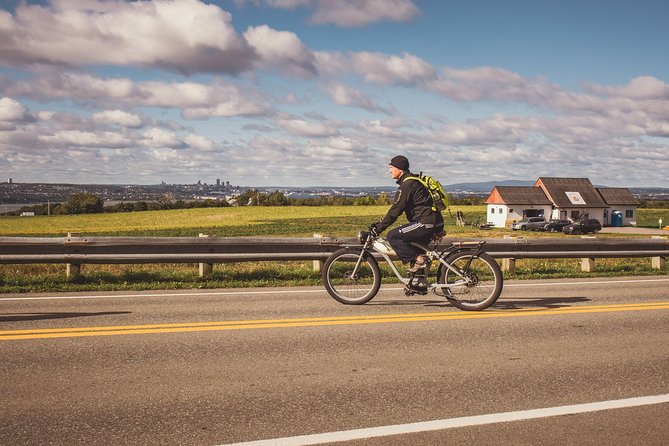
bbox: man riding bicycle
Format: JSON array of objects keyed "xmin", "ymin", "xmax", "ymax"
[{"xmin": 369, "ymin": 155, "xmax": 444, "ymax": 274}]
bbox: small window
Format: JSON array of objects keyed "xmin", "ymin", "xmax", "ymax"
[{"xmin": 625, "ymin": 210, "xmax": 634, "ymax": 218}]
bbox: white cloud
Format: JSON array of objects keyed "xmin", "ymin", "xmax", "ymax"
[
  {"xmin": 141, "ymin": 128, "xmax": 186, "ymax": 149},
  {"xmin": 244, "ymin": 0, "xmax": 419, "ymax": 27},
  {"xmin": 0, "ymin": 97, "xmax": 32, "ymax": 123},
  {"xmin": 0, "ymin": 0, "xmax": 256, "ymax": 74},
  {"xmin": 316, "ymin": 51, "xmax": 436, "ymax": 85},
  {"xmin": 92, "ymin": 110, "xmax": 143, "ymax": 128},
  {"xmin": 1, "ymin": 71, "xmax": 272, "ymax": 119},
  {"xmin": 277, "ymin": 118, "xmax": 340, "ymax": 137},
  {"xmin": 39, "ymin": 130, "xmax": 132, "ymax": 148},
  {"xmin": 438, "ymin": 115, "xmax": 533, "ymax": 146},
  {"xmin": 360, "ymin": 118, "xmax": 408, "ymax": 137},
  {"xmin": 308, "ymin": 0, "xmax": 419, "ymax": 27},
  {"xmin": 182, "ymin": 102, "xmax": 269, "ymax": 119},
  {"xmin": 585, "ymin": 76, "xmax": 669, "ymax": 100},
  {"xmin": 183, "ymin": 133, "xmax": 216, "ymax": 151},
  {"xmin": 243, "ymin": 25, "xmax": 317, "ymax": 77},
  {"xmin": 324, "ymin": 83, "xmax": 391, "ymax": 114}
]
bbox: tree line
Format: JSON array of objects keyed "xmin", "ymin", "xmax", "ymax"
[
  {"xmin": 3, "ymin": 190, "xmax": 396, "ymax": 216},
  {"xmin": 16, "ymin": 191, "xmax": 669, "ymax": 216}
]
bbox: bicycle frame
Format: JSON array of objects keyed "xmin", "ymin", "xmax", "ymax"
[{"xmin": 351, "ymin": 234, "xmax": 484, "ymax": 291}]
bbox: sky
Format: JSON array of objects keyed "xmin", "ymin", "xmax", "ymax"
[{"xmin": 0, "ymin": 0, "xmax": 667, "ymax": 188}]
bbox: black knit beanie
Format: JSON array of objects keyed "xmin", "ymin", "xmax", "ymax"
[{"xmin": 389, "ymin": 155, "xmax": 409, "ymax": 170}]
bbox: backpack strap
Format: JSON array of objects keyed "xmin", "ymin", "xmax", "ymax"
[{"xmin": 402, "ymin": 174, "xmax": 436, "ymax": 211}]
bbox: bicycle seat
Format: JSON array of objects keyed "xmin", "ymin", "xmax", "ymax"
[{"xmin": 432, "ymin": 230, "xmax": 447, "ymax": 241}]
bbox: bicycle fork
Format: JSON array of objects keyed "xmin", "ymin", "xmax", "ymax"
[{"xmin": 348, "ymin": 249, "xmax": 368, "ymax": 280}]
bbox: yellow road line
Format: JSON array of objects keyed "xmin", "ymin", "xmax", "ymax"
[{"xmin": 2, "ymin": 302, "xmax": 668, "ymax": 341}]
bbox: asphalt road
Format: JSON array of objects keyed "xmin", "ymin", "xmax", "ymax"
[{"xmin": 1, "ymin": 276, "xmax": 668, "ymax": 445}]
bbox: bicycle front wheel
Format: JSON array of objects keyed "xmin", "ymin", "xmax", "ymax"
[
  {"xmin": 439, "ymin": 251, "xmax": 503, "ymax": 311},
  {"xmin": 323, "ymin": 248, "xmax": 381, "ymax": 305}
]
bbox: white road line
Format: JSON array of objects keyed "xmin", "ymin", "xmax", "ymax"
[
  {"xmin": 503, "ymin": 278, "xmax": 669, "ymax": 288},
  {"xmin": 219, "ymin": 394, "xmax": 669, "ymax": 446},
  {"xmin": 0, "ymin": 278, "xmax": 667, "ymax": 302},
  {"xmin": 0, "ymin": 288, "xmax": 325, "ymax": 302}
]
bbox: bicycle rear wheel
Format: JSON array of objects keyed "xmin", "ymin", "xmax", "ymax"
[
  {"xmin": 439, "ymin": 251, "xmax": 503, "ymax": 311},
  {"xmin": 323, "ymin": 248, "xmax": 381, "ymax": 305}
]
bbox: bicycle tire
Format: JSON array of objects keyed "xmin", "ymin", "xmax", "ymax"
[
  {"xmin": 323, "ymin": 248, "xmax": 382, "ymax": 305},
  {"xmin": 439, "ymin": 251, "xmax": 503, "ymax": 311}
]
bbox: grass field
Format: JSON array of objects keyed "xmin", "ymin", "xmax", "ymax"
[
  {"xmin": 0, "ymin": 205, "xmax": 400, "ymax": 237},
  {"xmin": 1, "ymin": 205, "xmax": 666, "ymax": 237},
  {"xmin": 0, "ymin": 206, "xmax": 666, "ymax": 293}
]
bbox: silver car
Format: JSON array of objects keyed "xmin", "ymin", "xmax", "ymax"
[{"xmin": 512, "ymin": 217, "xmax": 547, "ymax": 231}]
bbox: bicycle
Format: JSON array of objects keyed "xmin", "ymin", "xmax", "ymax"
[{"xmin": 322, "ymin": 230, "xmax": 503, "ymax": 311}]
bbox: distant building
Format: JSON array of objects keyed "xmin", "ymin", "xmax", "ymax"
[
  {"xmin": 596, "ymin": 188, "xmax": 639, "ymax": 227},
  {"xmin": 485, "ymin": 186, "xmax": 553, "ymax": 227},
  {"xmin": 216, "ymin": 179, "xmax": 221, "ymax": 186},
  {"xmin": 8, "ymin": 178, "xmax": 12, "ymax": 184},
  {"xmin": 485, "ymin": 177, "xmax": 639, "ymax": 228},
  {"xmin": 20, "ymin": 212, "xmax": 35, "ymax": 217}
]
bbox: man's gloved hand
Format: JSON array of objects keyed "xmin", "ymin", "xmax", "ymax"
[{"xmin": 368, "ymin": 223, "xmax": 380, "ymax": 236}]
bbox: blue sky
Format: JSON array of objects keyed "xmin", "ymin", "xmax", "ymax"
[{"xmin": 0, "ymin": 0, "xmax": 667, "ymax": 187}]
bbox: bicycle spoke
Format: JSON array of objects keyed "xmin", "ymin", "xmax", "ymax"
[
  {"xmin": 440, "ymin": 251, "xmax": 503, "ymax": 311},
  {"xmin": 323, "ymin": 248, "xmax": 381, "ymax": 305}
]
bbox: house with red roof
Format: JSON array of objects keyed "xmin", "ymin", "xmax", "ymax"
[{"xmin": 485, "ymin": 178, "xmax": 639, "ymax": 228}]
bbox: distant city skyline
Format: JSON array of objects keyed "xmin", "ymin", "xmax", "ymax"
[{"xmin": 1, "ymin": 0, "xmax": 668, "ymax": 188}]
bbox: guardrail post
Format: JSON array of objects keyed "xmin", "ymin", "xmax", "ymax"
[
  {"xmin": 313, "ymin": 234, "xmax": 324, "ymax": 272},
  {"xmin": 501, "ymin": 258, "xmax": 515, "ymax": 273},
  {"xmin": 580, "ymin": 258, "xmax": 595, "ymax": 272},
  {"xmin": 651, "ymin": 236, "xmax": 666, "ymax": 270},
  {"xmin": 501, "ymin": 236, "xmax": 516, "ymax": 273},
  {"xmin": 580, "ymin": 236, "xmax": 596, "ymax": 272},
  {"xmin": 66, "ymin": 263, "xmax": 81, "ymax": 279},
  {"xmin": 198, "ymin": 234, "xmax": 213, "ymax": 279}
]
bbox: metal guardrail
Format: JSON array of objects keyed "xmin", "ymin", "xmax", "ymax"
[
  {"xmin": 0, "ymin": 235, "xmax": 667, "ymax": 263},
  {"xmin": 0, "ymin": 236, "xmax": 337, "ymax": 264},
  {"xmin": 0, "ymin": 235, "xmax": 666, "ymax": 276}
]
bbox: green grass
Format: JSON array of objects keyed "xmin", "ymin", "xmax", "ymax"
[
  {"xmin": 635, "ymin": 208, "xmax": 669, "ymax": 229},
  {"xmin": 0, "ymin": 206, "xmax": 400, "ymax": 237},
  {"xmin": 0, "ymin": 206, "xmax": 666, "ymax": 293}
]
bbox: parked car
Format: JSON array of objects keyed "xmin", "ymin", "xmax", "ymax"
[
  {"xmin": 562, "ymin": 219, "xmax": 602, "ymax": 235},
  {"xmin": 540, "ymin": 219, "xmax": 571, "ymax": 232},
  {"xmin": 512, "ymin": 217, "xmax": 546, "ymax": 231}
]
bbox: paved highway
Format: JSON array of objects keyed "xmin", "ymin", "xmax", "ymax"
[{"xmin": 1, "ymin": 276, "xmax": 668, "ymax": 445}]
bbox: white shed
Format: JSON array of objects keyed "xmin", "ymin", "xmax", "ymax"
[
  {"xmin": 485, "ymin": 186, "xmax": 553, "ymax": 228},
  {"xmin": 596, "ymin": 188, "xmax": 640, "ymax": 226}
]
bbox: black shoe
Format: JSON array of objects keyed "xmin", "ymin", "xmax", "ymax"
[
  {"xmin": 409, "ymin": 255, "xmax": 430, "ymax": 273},
  {"xmin": 409, "ymin": 279, "xmax": 428, "ymax": 294}
]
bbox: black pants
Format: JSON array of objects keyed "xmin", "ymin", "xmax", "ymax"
[{"xmin": 387, "ymin": 222, "xmax": 441, "ymax": 264}]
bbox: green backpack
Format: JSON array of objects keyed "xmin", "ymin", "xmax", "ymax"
[{"xmin": 403, "ymin": 173, "xmax": 449, "ymax": 212}]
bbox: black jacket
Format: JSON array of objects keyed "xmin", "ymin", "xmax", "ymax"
[{"xmin": 376, "ymin": 171, "xmax": 443, "ymax": 233}]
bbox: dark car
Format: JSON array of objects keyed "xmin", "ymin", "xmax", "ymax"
[
  {"xmin": 562, "ymin": 219, "xmax": 602, "ymax": 235},
  {"xmin": 512, "ymin": 217, "xmax": 547, "ymax": 231},
  {"xmin": 540, "ymin": 219, "xmax": 571, "ymax": 232}
]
